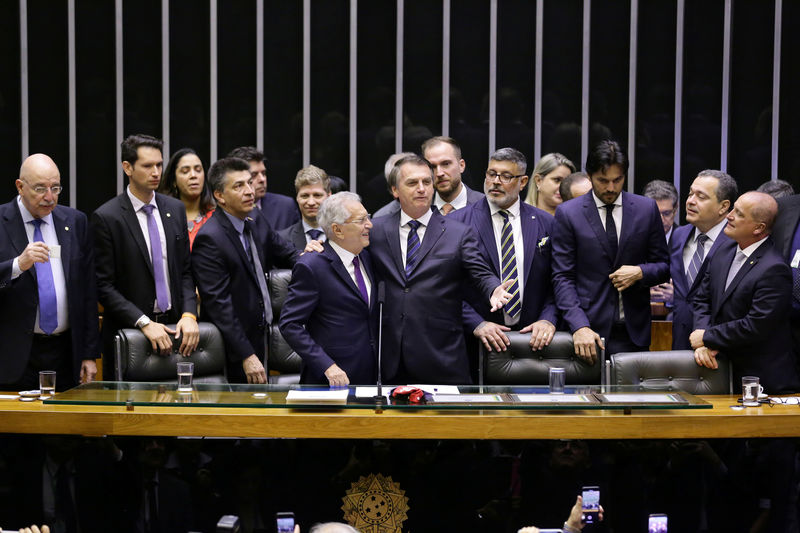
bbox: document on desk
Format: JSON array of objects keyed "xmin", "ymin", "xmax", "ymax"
[
  {"xmin": 354, "ymin": 387, "xmax": 391, "ymax": 399},
  {"xmin": 431, "ymin": 393, "xmax": 503, "ymax": 403},
  {"xmin": 286, "ymin": 389, "xmax": 349, "ymax": 403},
  {"xmin": 513, "ymin": 394, "xmax": 592, "ymax": 403}
]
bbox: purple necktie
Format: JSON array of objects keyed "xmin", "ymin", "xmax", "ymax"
[
  {"xmin": 140, "ymin": 204, "xmax": 170, "ymax": 313},
  {"xmin": 352, "ymin": 255, "xmax": 369, "ymax": 304},
  {"xmin": 31, "ymin": 219, "xmax": 58, "ymax": 334}
]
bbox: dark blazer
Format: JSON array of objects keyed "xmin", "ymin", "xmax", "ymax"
[
  {"xmin": 0, "ymin": 201, "xmax": 100, "ymax": 385},
  {"xmin": 257, "ymin": 192, "xmax": 300, "ymax": 231},
  {"xmin": 552, "ymin": 191, "xmax": 670, "ymax": 347},
  {"xmin": 279, "ymin": 243, "xmax": 378, "ymax": 384},
  {"xmin": 450, "ymin": 198, "xmax": 558, "ymax": 331},
  {"xmin": 278, "ymin": 220, "xmax": 309, "ymax": 251},
  {"xmin": 692, "ymin": 237, "xmax": 799, "ymax": 393},
  {"xmin": 192, "ymin": 208, "xmax": 298, "ymax": 381},
  {"xmin": 669, "ymin": 223, "xmax": 731, "ymax": 349},
  {"xmin": 369, "ymin": 209, "xmax": 500, "ymax": 384},
  {"xmin": 373, "ymin": 184, "xmax": 484, "ymax": 218},
  {"xmin": 772, "ymin": 194, "xmax": 800, "ymax": 260},
  {"xmin": 92, "ymin": 192, "xmax": 196, "ymax": 360}
]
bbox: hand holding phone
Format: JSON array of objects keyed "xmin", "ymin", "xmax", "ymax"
[
  {"xmin": 648, "ymin": 513, "xmax": 668, "ymax": 532},
  {"xmin": 581, "ymin": 486, "xmax": 600, "ymax": 524},
  {"xmin": 276, "ymin": 512, "xmax": 295, "ymax": 533}
]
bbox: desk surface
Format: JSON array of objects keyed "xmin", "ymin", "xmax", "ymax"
[{"xmin": 0, "ymin": 393, "xmax": 796, "ymax": 440}]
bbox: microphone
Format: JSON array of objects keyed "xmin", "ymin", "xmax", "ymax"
[{"xmin": 373, "ymin": 281, "xmax": 387, "ymax": 409}]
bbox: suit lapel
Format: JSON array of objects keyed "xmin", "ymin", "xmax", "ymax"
[
  {"xmin": 120, "ymin": 194, "xmax": 154, "ymax": 276},
  {"xmin": 476, "ymin": 200, "xmax": 501, "ymax": 274},
  {"xmin": 691, "ymin": 225, "xmax": 728, "ymax": 292},
  {"xmin": 324, "ymin": 244, "xmax": 368, "ymax": 306},
  {"xmin": 519, "ymin": 204, "xmax": 541, "ymax": 281},
  {"xmin": 1, "ymin": 202, "xmax": 30, "ymax": 256},
  {"xmin": 723, "ymin": 241, "xmax": 768, "ymax": 300},
  {"xmin": 582, "ymin": 194, "xmax": 613, "ymax": 261},
  {"xmin": 361, "ymin": 250, "xmax": 377, "ymax": 310},
  {"xmin": 155, "ymin": 194, "xmax": 178, "ymax": 272},
  {"xmin": 52, "ymin": 208, "xmax": 72, "ymax": 281},
  {"xmin": 407, "ymin": 211, "xmax": 445, "ymax": 276},
  {"xmin": 616, "ymin": 192, "xmax": 634, "ymax": 263},
  {"xmin": 217, "ymin": 211, "xmax": 258, "ymax": 286},
  {"xmin": 384, "ymin": 212, "xmax": 405, "ymax": 277}
]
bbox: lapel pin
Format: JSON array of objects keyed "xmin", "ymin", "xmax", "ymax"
[
  {"xmin": 64, "ymin": 226, "xmax": 69, "ymax": 231},
  {"xmin": 166, "ymin": 213, "xmax": 171, "ymax": 218},
  {"xmin": 531, "ymin": 215, "xmax": 536, "ymax": 219}
]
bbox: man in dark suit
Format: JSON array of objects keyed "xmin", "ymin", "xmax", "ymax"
[
  {"xmin": 369, "ymin": 154, "xmax": 511, "ymax": 384},
  {"xmin": 552, "ymin": 140, "xmax": 669, "ymax": 361},
  {"xmin": 278, "ymin": 165, "xmax": 331, "ymax": 250},
  {"xmin": 280, "ymin": 192, "xmax": 377, "ymax": 385},
  {"xmin": 772, "ymin": 193, "xmax": 800, "ymax": 357},
  {"xmin": 0, "ymin": 154, "xmax": 99, "ymax": 390},
  {"xmin": 227, "ymin": 146, "xmax": 300, "ymax": 230},
  {"xmin": 643, "ymin": 179, "xmax": 679, "ymax": 310},
  {"xmin": 669, "ymin": 170, "xmax": 737, "ymax": 349},
  {"xmin": 450, "ymin": 148, "xmax": 558, "ymax": 353},
  {"xmin": 192, "ymin": 157, "xmax": 299, "ymax": 383},
  {"xmin": 92, "ymin": 135, "xmax": 199, "ymax": 369},
  {"xmin": 690, "ymin": 191, "xmax": 799, "ymax": 393}
]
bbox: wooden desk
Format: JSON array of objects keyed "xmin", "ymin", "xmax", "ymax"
[{"xmin": 1, "ymin": 396, "xmax": 797, "ymax": 440}]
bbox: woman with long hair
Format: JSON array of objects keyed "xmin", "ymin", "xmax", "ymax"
[
  {"xmin": 159, "ymin": 148, "xmax": 215, "ymax": 248},
  {"xmin": 524, "ymin": 153, "xmax": 576, "ymax": 216}
]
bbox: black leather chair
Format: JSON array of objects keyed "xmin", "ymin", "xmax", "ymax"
[
  {"xmin": 267, "ymin": 269, "xmax": 303, "ymax": 384},
  {"xmin": 481, "ymin": 331, "xmax": 602, "ymax": 385},
  {"xmin": 611, "ymin": 350, "xmax": 732, "ymax": 394},
  {"xmin": 114, "ymin": 322, "xmax": 227, "ymax": 383}
]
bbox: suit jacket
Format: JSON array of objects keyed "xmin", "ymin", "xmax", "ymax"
[
  {"xmin": 373, "ymin": 184, "xmax": 484, "ymax": 218},
  {"xmin": 257, "ymin": 192, "xmax": 300, "ymax": 231},
  {"xmin": 369, "ymin": 209, "xmax": 500, "ymax": 384},
  {"xmin": 279, "ymin": 243, "xmax": 378, "ymax": 384},
  {"xmin": 552, "ymin": 191, "xmax": 670, "ymax": 347},
  {"xmin": 0, "ymin": 201, "xmax": 100, "ymax": 385},
  {"xmin": 669, "ymin": 223, "xmax": 731, "ymax": 349},
  {"xmin": 278, "ymin": 220, "xmax": 309, "ymax": 251},
  {"xmin": 692, "ymin": 237, "xmax": 799, "ymax": 393},
  {"xmin": 92, "ymin": 192, "xmax": 196, "ymax": 360},
  {"xmin": 450, "ymin": 198, "xmax": 558, "ymax": 331},
  {"xmin": 192, "ymin": 208, "xmax": 298, "ymax": 378},
  {"xmin": 772, "ymin": 194, "xmax": 800, "ymax": 260}
]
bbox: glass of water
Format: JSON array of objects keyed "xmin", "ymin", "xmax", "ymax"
[
  {"xmin": 177, "ymin": 361, "xmax": 194, "ymax": 393},
  {"xmin": 39, "ymin": 370, "xmax": 56, "ymax": 397}
]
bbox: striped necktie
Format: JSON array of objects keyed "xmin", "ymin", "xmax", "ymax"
[
  {"xmin": 405, "ymin": 219, "xmax": 421, "ymax": 276},
  {"xmin": 686, "ymin": 233, "xmax": 709, "ymax": 286},
  {"xmin": 499, "ymin": 210, "xmax": 521, "ymax": 318}
]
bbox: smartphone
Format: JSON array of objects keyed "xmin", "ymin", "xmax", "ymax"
[
  {"xmin": 276, "ymin": 512, "xmax": 295, "ymax": 533},
  {"xmin": 581, "ymin": 486, "xmax": 600, "ymax": 524},
  {"xmin": 648, "ymin": 513, "xmax": 668, "ymax": 532}
]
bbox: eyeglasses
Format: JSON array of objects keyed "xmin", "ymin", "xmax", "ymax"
[
  {"xmin": 22, "ymin": 180, "xmax": 62, "ymax": 195},
  {"xmin": 343, "ymin": 214, "xmax": 372, "ymax": 226},
  {"xmin": 485, "ymin": 170, "xmax": 525, "ymax": 184}
]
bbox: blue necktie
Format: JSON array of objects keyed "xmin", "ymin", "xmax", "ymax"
[
  {"xmin": 686, "ymin": 233, "xmax": 709, "ymax": 286},
  {"xmin": 140, "ymin": 204, "xmax": 170, "ymax": 313},
  {"xmin": 405, "ymin": 220, "xmax": 421, "ymax": 276},
  {"xmin": 307, "ymin": 228, "xmax": 323, "ymax": 241},
  {"xmin": 31, "ymin": 219, "xmax": 58, "ymax": 334},
  {"xmin": 499, "ymin": 210, "xmax": 521, "ymax": 318}
]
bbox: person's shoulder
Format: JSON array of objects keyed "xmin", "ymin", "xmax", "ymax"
[
  {"xmin": 374, "ymin": 199, "xmax": 400, "ymax": 218},
  {"xmin": 53, "ymin": 204, "xmax": 88, "ymax": 224},
  {"xmin": 521, "ymin": 202, "xmax": 554, "ymax": 223},
  {"xmin": 155, "ymin": 191, "xmax": 184, "ymax": 209},
  {"xmin": 92, "ymin": 192, "xmax": 126, "ymax": 216},
  {"xmin": 264, "ymin": 191, "xmax": 296, "ymax": 207}
]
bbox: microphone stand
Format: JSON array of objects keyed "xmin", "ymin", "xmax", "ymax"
[{"xmin": 373, "ymin": 281, "xmax": 387, "ymax": 412}]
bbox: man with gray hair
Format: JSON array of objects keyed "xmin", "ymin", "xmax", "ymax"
[{"xmin": 280, "ymin": 192, "xmax": 378, "ymax": 386}]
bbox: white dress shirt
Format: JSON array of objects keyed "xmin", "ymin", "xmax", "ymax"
[
  {"xmin": 399, "ymin": 209, "xmax": 434, "ymax": 268},
  {"xmin": 682, "ymin": 218, "xmax": 727, "ymax": 272},
  {"xmin": 127, "ymin": 187, "xmax": 172, "ymax": 312},
  {"xmin": 329, "ymin": 241, "xmax": 371, "ymax": 304},
  {"xmin": 434, "ymin": 183, "xmax": 468, "ymax": 212},
  {"xmin": 488, "ymin": 199, "xmax": 525, "ymax": 326}
]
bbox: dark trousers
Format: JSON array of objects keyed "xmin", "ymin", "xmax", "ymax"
[
  {"xmin": 1, "ymin": 332, "xmax": 74, "ymax": 392},
  {"xmin": 606, "ymin": 322, "xmax": 648, "ymax": 359}
]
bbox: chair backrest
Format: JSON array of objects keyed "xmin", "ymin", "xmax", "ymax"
[
  {"xmin": 482, "ymin": 331, "xmax": 601, "ymax": 385},
  {"xmin": 611, "ymin": 350, "xmax": 732, "ymax": 394},
  {"xmin": 268, "ymin": 269, "xmax": 302, "ymax": 382},
  {"xmin": 114, "ymin": 322, "xmax": 227, "ymax": 383}
]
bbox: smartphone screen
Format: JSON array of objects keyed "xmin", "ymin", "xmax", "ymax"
[
  {"xmin": 276, "ymin": 512, "xmax": 295, "ymax": 533},
  {"xmin": 581, "ymin": 486, "xmax": 600, "ymax": 524},
  {"xmin": 648, "ymin": 514, "xmax": 668, "ymax": 532}
]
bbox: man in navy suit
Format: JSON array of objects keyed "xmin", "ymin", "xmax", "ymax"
[
  {"xmin": 92, "ymin": 135, "xmax": 199, "ymax": 369},
  {"xmin": 227, "ymin": 146, "xmax": 300, "ymax": 231},
  {"xmin": 451, "ymin": 148, "xmax": 558, "ymax": 353},
  {"xmin": 772, "ymin": 193, "xmax": 800, "ymax": 358},
  {"xmin": 669, "ymin": 170, "xmax": 737, "ymax": 349},
  {"xmin": 280, "ymin": 192, "xmax": 377, "ymax": 385},
  {"xmin": 552, "ymin": 140, "xmax": 669, "ymax": 362},
  {"xmin": 690, "ymin": 191, "xmax": 799, "ymax": 393},
  {"xmin": 278, "ymin": 165, "xmax": 331, "ymax": 251},
  {"xmin": 369, "ymin": 154, "xmax": 511, "ymax": 384},
  {"xmin": 192, "ymin": 157, "xmax": 299, "ymax": 384},
  {"xmin": 0, "ymin": 154, "xmax": 100, "ymax": 390}
]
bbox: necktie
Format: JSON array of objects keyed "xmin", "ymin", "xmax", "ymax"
[
  {"xmin": 603, "ymin": 204, "xmax": 618, "ymax": 261},
  {"xmin": 499, "ymin": 210, "xmax": 521, "ymax": 318},
  {"xmin": 244, "ymin": 220, "xmax": 273, "ymax": 325},
  {"xmin": 140, "ymin": 205, "xmax": 170, "ymax": 313},
  {"xmin": 686, "ymin": 233, "xmax": 709, "ymax": 286},
  {"xmin": 725, "ymin": 250, "xmax": 747, "ymax": 290},
  {"xmin": 352, "ymin": 255, "xmax": 369, "ymax": 303},
  {"xmin": 405, "ymin": 220, "xmax": 421, "ymax": 276},
  {"xmin": 307, "ymin": 228, "xmax": 323, "ymax": 241},
  {"xmin": 440, "ymin": 203, "xmax": 454, "ymax": 216},
  {"xmin": 31, "ymin": 219, "xmax": 58, "ymax": 334}
]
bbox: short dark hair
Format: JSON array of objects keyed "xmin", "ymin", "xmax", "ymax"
[
  {"xmin": 121, "ymin": 134, "xmax": 163, "ymax": 165},
  {"xmin": 643, "ymin": 179, "xmax": 678, "ymax": 208},
  {"xmin": 227, "ymin": 146, "xmax": 266, "ymax": 164},
  {"xmin": 421, "ymin": 136, "xmax": 462, "ymax": 160},
  {"xmin": 756, "ymin": 179, "xmax": 795, "ymax": 199},
  {"xmin": 696, "ymin": 169, "xmax": 738, "ymax": 210},
  {"xmin": 559, "ymin": 171, "xmax": 589, "ymax": 201},
  {"xmin": 207, "ymin": 157, "xmax": 251, "ymax": 193},
  {"xmin": 585, "ymin": 139, "xmax": 628, "ymax": 176},
  {"xmin": 387, "ymin": 154, "xmax": 434, "ymax": 189},
  {"xmin": 159, "ymin": 148, "xmax": 216, "ymax": 213}
]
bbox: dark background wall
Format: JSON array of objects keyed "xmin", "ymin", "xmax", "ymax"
[{"xmin": 1, "ymin": 0, "xmax": 798, "ymax": 219}]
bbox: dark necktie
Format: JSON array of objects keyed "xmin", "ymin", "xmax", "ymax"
[
  {"xmin": 352, "ymin": 255, "xmax": 369, "ymax": 303},
  {"xmin": 140, "ymin": 204, "xmax": 170, "ymax": 313},
  {"xmin": 244, "ymin": 220, "xmax": 273, "ymax": 325},
  {"xmin": 405, "ymin": 220, "xmax": 422, "ymax": 276},
  {"xmin": 603, "ymin": 204, "xmax": 618, "ymax": 260},
  {"xmin": 31, "ymin": 219, "xmax": 58, "ymax": 334},
  {"xmin": 307, "ymin": 228, "xmax": 323, "ymax": 241},
  {"xmin": 498, "ymin": 210, "xmax": 521, "ymax": 318},
  {"xmin": 686, "ymin": 233, "xmax": 709, "ymax": 286}
]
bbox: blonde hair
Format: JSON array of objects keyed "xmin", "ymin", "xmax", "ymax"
[{"xmin": 524, "ymin": 152, "xmax": 576, "ymax": 206}]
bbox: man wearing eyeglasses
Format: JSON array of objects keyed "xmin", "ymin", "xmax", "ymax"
[
  {"xmin": 552, "ymin": 140, "xmax": 669, "ymax": 363},
  {"xmin": 451, "ymin": 148, "xmax": 558, "ymax": 355},
  {"xmin": 0, "ymin": 154, "xmax": 100, "ymax": 390},
  {"xmin": 280, "ymin": 192, "xmax": 377, "ymax": 386}
]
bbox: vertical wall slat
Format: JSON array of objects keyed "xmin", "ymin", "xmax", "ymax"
[
  {"xmin": 673, "ymin": 0, "xmax": 684, "ymax": 196},
  {"xmin": 161, "ymin": 0, "xmax": 169, "ymax": 157},
  {"xmin": 256, "ymin": 0, "xmax": 264, "ymax": 150},
  {"xmin": 303, "ymin": 0, "xmax": 310, "ymax": 167},
  {"xmin": 395, "ymin": 0, "xmax": 404, "ymax": 154},
  {"xmin": 20, "ymin": 0, "xmax": 29, "ymax": 160},
  {"xmin": 349, "ymin": 0, "xmax": 357, "ymax": 190},
  {"xmin": 442, "ymin": 0, "xmax": 450, "ymax": 137},
  {"xmin": 115, "ymin": 0, "xmax": 123, "ymax": 193},
  {"xmin": 721, "ymin": 0, "xmax": 732, "ymax": 172},
  {"xmin": 627, "ymin": 0, "xmax": 638, "ymax": 188},
  {"xmin": 209, "ymin": 0, "xmax": 217, "ymax": 162},
  {"xmin": 580, "ymin": 0, "xmax": 591, "ymax": 168},
  {"xmin": 488, "ymin": 0, "xmax": 497, "ymax": 155},
  {"xmin": 68, "ymin": 0, "xmax": 76, "ymax": 207},
  {"xmin": 533, "ymin": 0, "xmax": 543, "ymax": 164},
  {"xmin": 771, "ymin": 0, "xmax": 782, "ymax": 181}
]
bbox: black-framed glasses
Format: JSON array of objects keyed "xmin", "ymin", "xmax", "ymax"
[{"xmin": 485, "ymin": 170, "xmax": 525, "ymax": 184}]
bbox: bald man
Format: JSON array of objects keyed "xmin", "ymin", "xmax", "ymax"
[
  {"xmin": 0, "ymin": 154, "xmax": 100, "ymax": 390},
  {"xmin": 690, "ymin": 191, "xmax": 799, "ymax": 393}
]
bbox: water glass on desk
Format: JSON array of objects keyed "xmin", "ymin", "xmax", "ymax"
[
  {"xmin": 549, "ymin": 367, "xmax": 565, "ymax": 394},
  {"xmin": 742, "ymin": 376, "xmax": 763, "ymax": 407},
  {"xmin": 177, "ymin": 362, "xmax": 194, "ymax": 393},
  {"xmin": 39, "ymin": 370, "xmax": 56, "ymax": 398}
]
